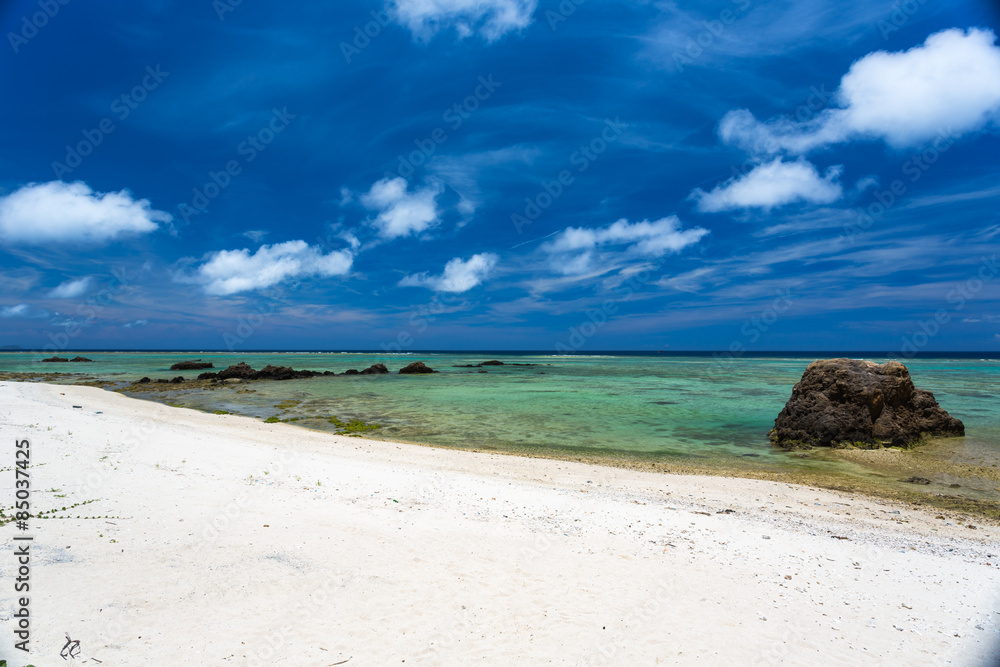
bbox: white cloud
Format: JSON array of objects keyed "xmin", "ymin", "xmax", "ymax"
[
  {"xmin": 0, "ymin": 303, "xmax": 50, "ymax": 318},
  {"xmin": 720, "ymin": 28, "xmax": 1000, "ymax": 154},
  {"xmin": 391, "ymin": 0, "xmax": 536, "ymax": 41},
  {"xmin": 542, "ymin": 217, "xmax": 709, "ymax": 275},
  {"xmin": 0, "ymin": 181, "xmax": 170, "ymax": 244},
  {"xmin": 360, "ymin": 177, "xmax": 442, "ymax": 240},
  {"xmin": 48, "ymin": 277, "xmax": 92, "ymax": 299},
  {"xmin": 691, "ymin": 158, "xmax": 843, "ymax": 212},
  {"xmin": 399, "ymin": 252, "xmax": 498, "ymax": 292},
  {"xmin": 123, "ymin": 319, "xmax": 148, "ymax": 328},
  {"xmin": 183, "ymin": 240, "xmax": 353, "ymax": 295},
  {"xmin": 0, "ymin": 304, "xmax": 30, "ymax": 317},
  {"xmin": 241, "ymin": 230, "xmax": 268, "ymax": 243}
]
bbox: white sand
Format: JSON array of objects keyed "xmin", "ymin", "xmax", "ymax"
[{"xmin": 1, "ymin": 382, "xmax": 998, "ymax": 666}]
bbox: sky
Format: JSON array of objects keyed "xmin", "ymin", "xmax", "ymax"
[{"xmin": 1, "ymin": 0, "xmax": 1000, "ymax": 353}]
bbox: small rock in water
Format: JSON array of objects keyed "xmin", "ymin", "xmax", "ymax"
[
  {"xmin": 399, "ymin": 361, "xmax": 436, "ymax": 374},
  {"xmin": 170, "ymin": 360, "xmax": 213, "ymax": 370}
]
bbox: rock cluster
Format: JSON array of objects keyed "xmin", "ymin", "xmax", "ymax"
[
  {"xmin": 453, "ymin": 360, "xmax": 536, "ymax": 368},
  {"xmin": 131, "ymin": 360, "xmax": 438, "ymax": 386},
  {"xmin": 170, "ymin": 360, "xmax": 214, "ymax": 370},
  {"xmin": 769, "ymin": 358, "xmax": 964, "ymax": 449}
]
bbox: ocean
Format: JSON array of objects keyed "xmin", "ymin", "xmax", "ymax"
[{"xmin": 3, "ymin": 351, "xmax": 999, "ymax": 511}]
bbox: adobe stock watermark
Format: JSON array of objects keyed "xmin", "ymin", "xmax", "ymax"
[
  {"xmin": 340, "ymin": 6, "xmax": 392, "ymax": 63},
  {"xmin": 379, "ymin": 291, "xmax": 464, "ymax": 356},
  {"xmin": 671, "ymin": 0, "xmax": 753, "ymax": 73},
  {"xmin": 52, "ymin": 65, "xmax": 170, "ymax": 178},
  {"xmin": 221, "ymin": 281, "xmax": 300, "ymax": 351},
  {"xmin": 554, "ymin": 264, "xmax": 659, "ymax": 353},
  {"xmin": 895, "ymin": 255, "xmax": 998, "ymax": 358},
  {"xmin": 385, "ymin": 75, "xmax": 502, "ymax": 181},
  {"xmin": 727, "ymin": 84, "xmax": 831, "ymax": 181},
  {"xmin": 221, "ymin": 227, "xmax": 351, "ymax": 350},
  {"xmin": 842, "ymin": 126, "xmax": 959, "ymax": 243},
  {"xmin": 511, "ymin": 117, "xmax": 627, "ymax": 234},
  {"xmin": 176, "ymin": 107, "xmax": 296, "ymax": 224},
  {"xmin": 7, "ymin": 0, "xmax": 71, "ymax": 54},
  {"xmin": 43, "ymin": 265, "xmax": 144, "ymax": 354},
  {"xmin": 577, "ymin": 578, "xmax": 678, "ymax": 666},
  {"xmin": 711, "ymin": 289, "xmax": 794, "ymax": 373},
  {"xmin": 545, "ymin": 0, "xmax": 587, "ymax": 30},
  {"xmin": 213, "ymin": 0, "xmax": 245, "ymax": 21},
  {"xmin": 877, "ymin": 0, "xmax": 929, "ymax": 40}
]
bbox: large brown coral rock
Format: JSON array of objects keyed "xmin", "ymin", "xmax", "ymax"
[{"xmin": 769, "ymin": 358, "xmax": 964, "ymax": 449}]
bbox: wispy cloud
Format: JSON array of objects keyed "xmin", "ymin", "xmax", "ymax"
[
  {"xmin": 541, "ymin": 217, "xmax": 709, "ymax": 276},
  {"xmin": 0, "ymin": 303, "xmax": 51, "ymax": 318},
  {"xmin": 48, "ymin": 276, "xmax": 93, "ymax": 299},
  {"xmin": 391, "ymin": 0, "xmax": 537, "ymax": 41}
]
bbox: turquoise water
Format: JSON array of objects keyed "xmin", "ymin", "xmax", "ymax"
[{"xmin": 3, "ymin": 352, "xmax": 999, "ymax": 499}]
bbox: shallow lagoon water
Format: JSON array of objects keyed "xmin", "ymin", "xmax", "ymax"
[{"xmin": 4, "ymin": 351, "xmax": 999, "ymax": 510}]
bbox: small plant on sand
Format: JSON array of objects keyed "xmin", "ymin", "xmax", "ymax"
[
  {"xmin": 212, "ymin": 409, "xmax": 231, "ymax": 415},
  {"xmin": 264, "ymin": 416, "xmax": 281, "ymax": 423}
]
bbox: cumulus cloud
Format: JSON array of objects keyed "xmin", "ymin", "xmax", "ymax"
[
  {"xmin": 720, "ymin": 28, "xmax": 1000, "ymax": 154},
  {"xmin": 360, "ymin": 177, "xmax": 443, "ymax": 240},
  {"xmin": 391, "ymin": 0, "xmax": 536, "ymax": 41},
  {"xmin": 691, "ymin": 158, "xmax": 844, "ymax": 212},
  {"xmin": 542, "ymin": 217, "xmax": 709, "ymax": 275},
  {"xmin": 399, "ymin": 252, "xmax": 499, "ymax": 292},
  {"xmin": 48, "ymin": 277, "xmax": 92, "ymax": 299},
  {"xmin": 0, "ymin": 181, "xmax": 170, "ymax": 244},
  {"xmin": 183, "ymin": 240, "xmax": 353, "ymax": 295}
]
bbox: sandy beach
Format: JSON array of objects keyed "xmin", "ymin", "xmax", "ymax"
[{"xmin": 1, "ymin": 381, "xmax": 998, "ymax": 665}]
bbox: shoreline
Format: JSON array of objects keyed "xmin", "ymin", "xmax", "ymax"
[
  {"xmin": 2, "ymin": 381, "xmax": 1000, "ymax": 663},
  {"xmin": 3, "ymin": 370, "xmax": 999, "ymax": 520}
]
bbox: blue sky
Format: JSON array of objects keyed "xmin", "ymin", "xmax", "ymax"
[{"xmin": 1, "ymin": 0, "xmax": 999, "ymax": 352}]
